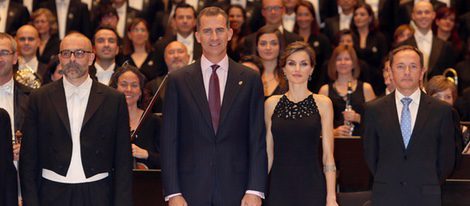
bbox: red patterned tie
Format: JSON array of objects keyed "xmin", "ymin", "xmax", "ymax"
[{"xmin": 208, "ymin": 64, "xmax": 221, "ymax": 133}]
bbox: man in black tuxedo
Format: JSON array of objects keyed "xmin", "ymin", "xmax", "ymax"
[
  {"xmin": 0, "ymin": 109, "xmax": 17, "ymax": 206},
  {"xmin": 15, "ymin": 25, "xmax": 48, "ymax": 87},
  {"xmin": 240, "ymin": 0, "xmax": 303, "ymax": 56},
  {"xmin": 362, "ymin": 45, "xmax": 456, "ymax": 206},
  {"xmin": 323, "ymin": 0, "xmax": 357, "ymax": 43},
  {"xmin": 161, "ymin": 6, "xmax": 267, "ymax": 206},
  {"xmin": 396, "ymin": 0, "xmax": 446, "ymax": 28},
  {"xmin": 401, "ymin": 1, "xmax": 455, "ymax": 80},
  {"xmin": 0, "ymin": 0, "xmax": 30, "ymax": 36},
  {"xmin": 39, "ymin": 0, "xmax": 91, "ymax": 38},
  {"xmin": 89, "ymin": 26, "xmax": 120, "ymax": 85},
  {"xmin": 19, "ymin": 32, "xmax": 132, "ymax": 206},
  {"xmin": 154, "ymin": 3, "xmax": 202, "ymax": 75}
]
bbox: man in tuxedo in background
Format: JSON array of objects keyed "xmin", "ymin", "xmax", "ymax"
[
  {"xmin": 89, "ymin": 26, "xmax": 120, "ymax": 85},
  {"xmin": 161, "ymin": 6, "xmax": 267, "ymax": 206},
  {"xmin": 39, "ymin": 0, "xmax": 91, "ymax": 38},
  {"xmin": 0, "ymin": 0, "xmax": 30, "ymax": 36},
  {"xmin": 362, "ymin": 45, "xmax": 456, "ymax": 206},
  {"xmin": 15, "ymin": 25, "xmax": 48, "ymax": 86},
  {"xmin": 20, "ymin": 32, "xmax": 132, "ymax": 206},
  {"xmin": 0, "ymin": 108, "xmax": 17, "ymax": 206}
]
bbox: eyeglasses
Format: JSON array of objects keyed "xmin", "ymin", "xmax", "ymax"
[
  {"xmin": 263, "ymin": 6, "xmax": 283, "ymax": 12},
  {"xmin": 0, "ymin": 50, "xmax": 15, "ymax": 57},
  {"xmin": 59, "ymin": 49, "xmax": 93, "ymax": 59}
]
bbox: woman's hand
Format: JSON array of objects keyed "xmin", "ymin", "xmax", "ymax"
[
  {"xmin": 334, "ymin": 125, "xmax": 353, "ymax": 136},
  {"xmin": 343, "ymin": 110, "xmax": 360, "ymax": 123},
  {"xmin": 131, "ymin": 144, "xmax": 149, "ymax": 159}
]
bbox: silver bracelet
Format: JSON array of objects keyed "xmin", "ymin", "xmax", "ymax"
[{"xmin": 323, "ymin": 165, "xmax": 337, "ymax": 173}]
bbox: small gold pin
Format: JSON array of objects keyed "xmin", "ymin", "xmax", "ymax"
[{"xmin": 238, "ymin": 81, "xmax": 243, "ymax": 85}]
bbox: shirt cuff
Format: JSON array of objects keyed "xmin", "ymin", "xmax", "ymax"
[
  {"xmin": 164, "ymin": 193, "xmax": 182, "ymax": 201},
  {"xmin": 245, "ymin": 190, "xmax": 265, "ymax": 199}
]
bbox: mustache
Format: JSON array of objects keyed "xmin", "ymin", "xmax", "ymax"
[{"xmin": 62, "ymin": 61, "xmax": 81, "ymax": 72}]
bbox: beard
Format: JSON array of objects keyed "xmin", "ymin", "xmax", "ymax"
[{"xmin": 62, "ymin": 61, "xmax": 87, "ymax": 79}]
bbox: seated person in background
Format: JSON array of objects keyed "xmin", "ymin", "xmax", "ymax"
[
  {"xmin": 143, "ymin": 41, "xmax": 190, "ymax": 113},
  {"xmin": 31, "ymin": 8, "xmax": 60, "ymax": 65},
  {"xmin": 381, "ymin": 57, "xmax": 395, "ymax": 96},
  {"xmin": 15, "ymin": 25, "xmax": 48, "ymax": 88},
  {"xmin": 0, "ymin": 108, "xmax": 18, "ymax": 206},
  {"xmin": 89, "ymin": 26, "xmax": 120, "ymax": 85},
  {"xmin": 393, "ymin": 24, "xmax": 414, "ymax": 48},
  {"xmin": 122, "ymin": 18, "xmax": 161, "ymax": 81},
  {"xmin": 110, "ymin": 65, "xmax": 161, "ymax": 169},
  {"xmin": 239, "ymin": 55, "xmax": 264, "ymax": 73},
  {"xmin": 319, "ymin": 45, "xmax": 376, "ymax": 136}
]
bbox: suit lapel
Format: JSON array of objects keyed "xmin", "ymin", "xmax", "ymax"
[
  {"xmin": 219, "ymin": 60, "xmax": 244, "ymax": 127},
  {"xmin": 379, "ymin": 0, "xmax": 386, "ymax": 12},
  {"xmin": 428, "ymin": 37, "xmax": 443, "ymax": 73},
  {"xmin": 184, "ymin": 61, "xmax": 213, "ymax": 130},
  {"xmin": 82, "ymin": 81, "xmax": 105, "ymax": 127},
  {"xmin": 406, "ymin": 92, "xmax": 431, "ymax": 151},
  {"xmin": 49, "ymin": 79, "xmax": 71, "ymax": 136},
  {"xmin": 5, "ymin": 4, "xmax": 16, "ymax": 33},
  {"xmin": 385, "ymin": 93, "xmax": 407, "ymax": 152}
]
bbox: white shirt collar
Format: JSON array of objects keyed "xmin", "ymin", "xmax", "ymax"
[
  {"xmin": 201, "ymin": 54, "xmax": 229, "ymax": 72},
  {"xmin": 56, "ymin": 0, "xmax": 70, "ymax": 5},
  {"xmin": 177, "ymin": 32, "xmax": 194, "ymax": 43},
  {"xmin": 414, "ymin": 30, "xmax": 433, "ymax": 43},
  {"xmin": 94, "ymin": 62, "xmax": 115, "ymax": 73},
  {"xmin": 63, "ymin": 74, "xmax": 93, "ymax": 98},
  {"xmin": 395, "ymin": 88, "xmax": 421, "ymax": 106},
  {"xmin": 18, "ymin": 56, "xmax": 39, "ymax": 73},
  {"xmin": 283, "ymin": 12, "xmax": 296, "ymax": 20},
  {"xmin": 0, "ymin": 77, "xmax": 14, "ymax": 95}
]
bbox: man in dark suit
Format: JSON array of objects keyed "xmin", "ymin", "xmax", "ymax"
[
  {"xmin": 39, "ymin": 0, "xmax": 91, "ymax": 38},
  {"xmin": 12, "ymin": 0, "xmax": 39, "ymax": 14},
  {"xmin": 323, "ymin": 0, "xmax": 357, "ymax": 43},
  {"xmin": 0, "ymin": 109, "xmax": 17, "ymax": 206},
  {"xmin": 19, "ymin": 32, "xmax": 132, "ymax": 206},
  {"xmin": 154, "ymin": 3, "xmax": 202, "ymax": 76},
  {"xmin": 362, "ymin": 45, "xmax": 456, "ymax": 206},
  {"xmin": 361, "ymin": 0, "xmax": 398, "ymax": 40},
  {"xmin": 401, "ymin": 1, "xmax": 455, "ymax": 80},
  {"xmin": 0, "ymin": 0, "xmax": 30, "ymax": 36},
  {"xmin": 89, "ymin": 26, "xmax": 120, "ymax": 85},
  {"xmin": 161, "ymin": 6, "xmax": 267, "ymax": 206},
  {"xmin": 396, "ymin": 0, "xmax": 446, "ymax": 28},
  {"xmin": 240, "ymin": 0, "xmax": 303, "ymax": 56},
  {"xmin": 149, "ymin": 0, "xmax": 184, "ymax": 42},
  {"xmin": 15, "ymin": 25, "xmax": 48, "ymax": 87}
]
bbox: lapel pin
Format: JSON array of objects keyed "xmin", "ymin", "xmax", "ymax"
[
  {"xmin": 68, "ymin": 13, "xmax": 74, "ymax": 19},
  {"xmin": 9, "ymin": 12, "xmax": 14, "ymax": 17},
  {"xmin": 238, "ymin": 81, "xmax": 243, "ymax": 85}
]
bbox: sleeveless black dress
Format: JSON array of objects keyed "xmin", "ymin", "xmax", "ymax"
[
  {"xmin": 328, "ymin": 81, "xmax": 365, "ymax": 136},
  {"xmin": 266, "ymin": 95, "xmax": 326, "ymax": 205}
]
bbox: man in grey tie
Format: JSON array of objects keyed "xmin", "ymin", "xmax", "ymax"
[{"xmin": 362, "ymin": 45, "xmax": 456, "ymax": 206}]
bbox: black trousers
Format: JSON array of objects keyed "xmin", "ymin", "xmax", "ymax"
[{"xmin": 39, "ymin": 177, "xmax": 112, "ymax": 206}]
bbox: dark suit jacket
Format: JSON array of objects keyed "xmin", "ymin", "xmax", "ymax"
[
  {"xmin": 323, "ymin": 15, "xmax": 340, "ymax": 43},
  {"xmin": 14, "ymin": 81, "xmax": 31, "ymax": 133},
  {"xmin": 161, "ymin": 59, "xmax": 267, "ymax": 205},
  {"xmin": 40, "ymin": 0, "xmax": 91, "ymax": 37},
  {"xmin": 19, "ymin": 79, "xmax": 133, "ymax": 206},
  {"xmin": 362, "ymin": 91, "xmax": 456, "ymax": 206},
  {"xmin": 4, "ymin": 1, "xmax": 30, "ymax": 36},
  {"xmin": 239, "ymin": 29, "xmax": 303, "ymax": 56},
  {"xmin": 455, "ymin": 88, "xmax": 470, "ymax": 121},
  {"xmin": 318, "ymin": 0, "xmax": 338, "ymax": 25},
  {"xmin": 134, "ymin": 113, "xmax": 161, "ymax": 169},
  {"xmin": 401, "ymin": 36, "xmax": 456, "ymax": 80},
  {"xmin": 12, "ymin": 0, "xmax": 40, "ymax": 11},
  {"xmin": 37, "ymin": 35, "xmax": 60, "ymax": 65},
  {"xmin": 143, "ymin": 75, "xmax": 166, "ymax": 113},
  {"xmin": 154, "ymin": 34, "xmax": 202, "ymax": 75},
  {"xmin": 396, "ymin": 0, "xmax": 446, "ymax": 28},
  {"xmin": 455, "ymin": 59, "xmax": 470, "ymax": 95},
  {"xmin": 0, "ymin": 109, "xmax": 17, "ymax": 206}
]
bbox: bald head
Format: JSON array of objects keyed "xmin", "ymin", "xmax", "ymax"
[
  {"xmin": 60, "ymin": 33, "xmax": 93, "ymax": 51},
  {"xmin": 16, "ymin": 25, "xmax": 40, "ymax": 58},
  {"xmin": 412, "ymin": 1, "xmax": 435, "ymax": 31},
  {"xmin": 164, "ymin": 41, "xmax": 189, "ymax": 72}
]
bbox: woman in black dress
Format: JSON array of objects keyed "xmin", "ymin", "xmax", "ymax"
[
  {"xmin": 31, "ymin": 8, "xmax": 60, "ymax": 65},
  {"xmin": 110, "ymin": 65, "xmax": 161, "ymax": 169},
  {"xmin": 122, "ymin": 18, "xmax": 161, "ymax": 81},
  {"xmin": 265, "ymin": 41, "xmax": 338, "ymax": 205},
  {"xmin": 350, "ymin": 3, "xmax": 389, "ymax": 95},
  {"xmin": 256, "ymin": 26, "xmax": 287, "ymax": 99},
  {"xmin": 294, "ymin": 1, "xmax": 332, "ymax": 92},
  {"xmin": 319, "ymin": 45, "xmax": 376, "ymax": 136}
]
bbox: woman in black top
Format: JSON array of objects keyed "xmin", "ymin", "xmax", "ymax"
[
  {"xmin": 227, "ymin": 5, "xmax": 250, "ymax": 62},
  {"xmin": 294, "ymin": 1, "xmax": 332, "ymax": 92},
  {"xmin": 256, "ymin": 26, "xmax": 287, "ymax": 99},
  {"xmin": 122, "ymin": 18, "xmax": 161, "ymax": 81},
  {"xmin": 434, "ymin": 7, "xmax": 464, "ymax": 62},
  {"xmin": 31, "ymin": 8, "xmax": 60, "ymax": 65},
  {"xmin": 110, "ymin": 65, "xmax": 161, "ymax": 169},
  {"xmin": 319, "ymin": 45, "xmax": 376, "ymax": 136},
  {"xmin": 350, "ymin": 3, "xmax": 388, "ymax": 95}
]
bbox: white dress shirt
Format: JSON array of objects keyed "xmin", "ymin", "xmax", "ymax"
[
  {"xmin": 231, "ymin": 0, "xmax": 247, "ymax": 9},
  {"xmin": 282, "ymin": 12, "xmax": 296, "ymax": 33},
  {"xmin": 177, "ymin": 32, "xmax": 195, "ymax": 63},
  {"xmin": 0, "ymin": 0, "xmax": 10, "ymax": 33},
  {"xmin": 414, "ymin": 30, "xmax": 433, "ymax": 69},
  {"xmin": 185, "ymin": 0, "xmax": 198, "ymax": 10},
  {"xmin": 116, "ymin": 2, "xmax": 127, "ymax": 38},
  {"xmin": 42, "ymin": 75, "xmax": 109, "ymax": 183},
  {"xmin": 94, "ymin": 62, "xmax": 115, "ymax": 85},
  {"xmin": 339, "ymin": 12, "xmax": 353, "ymax": 30},
  {"xmin": 128, "ymin": 0, "xmax": 144, "ymax": 11},
  {"xmin": 395, "ymin": 89, "xmax": 421, "ymax": 134},
  {"xmin": 23, "ymin": 0, "xmax": 33, "ymax": 13},
  {"xmin": 0, "ymin": 78, "xmax": 15, "ymax": 138},
  {"xmin": 438, "ymin": 0, "xmax": 451, "ymax": 7},
  {"xmin": 18, "ymin": 56, "xmax": 39, "ymax": 73},
  {"xmin": 81, "ymin": 0, "xmax": 92, "ymax": 10},
  {"xmin": 56, "ymin": 0, "xmax": 70, "ymax": 39}
]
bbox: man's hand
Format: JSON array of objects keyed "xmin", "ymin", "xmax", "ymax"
[
  {"xmin": 168, "ymin": 195, "xmax": 188, "ymax": 206},
  {"xmin": 13, "ymin": 143, "xmax": 20, "ymax": 161},
  {"xmin": 240, "ymin": 194, "xmax": 262, "ymax": 206}
]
